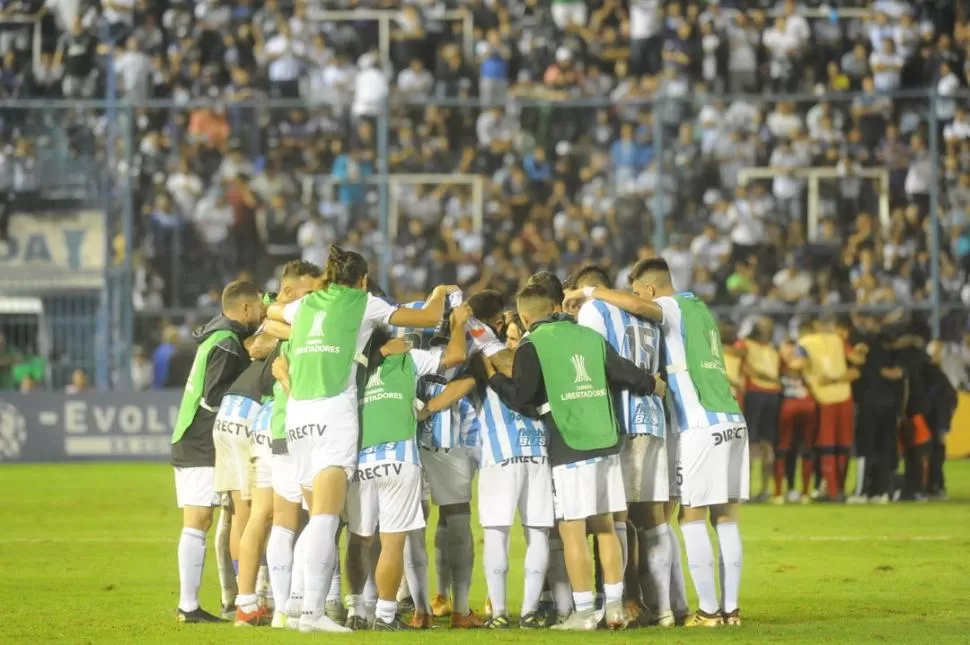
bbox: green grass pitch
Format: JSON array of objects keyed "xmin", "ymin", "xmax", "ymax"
[{"xmin": 2, "ymin": 461, "xmax": 969, "ymax": 644}]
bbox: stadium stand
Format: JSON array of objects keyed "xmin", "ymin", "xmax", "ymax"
[{"xmin": 1, "ymin": 0, "xmax": 970, "ymax": 389}]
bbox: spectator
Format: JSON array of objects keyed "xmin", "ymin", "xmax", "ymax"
[{"xmin": 65, "ymin": 368, "xmax": 91, "ymax": 394}]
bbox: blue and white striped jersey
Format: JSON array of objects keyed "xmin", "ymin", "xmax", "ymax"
[
  {"xmin": 398, "ymin": 300, "xmax": 480, "ymax": 450},
  {"xmin": 478, "ymin": 387, "xmax": 547, "ymax": 467},
  {"xmin": 251, "ymin": 399, "xmax": 272, "ymax": 436},
  {"xmin": 358, "ymin": 348, "xmax": 443, "ymax": 466},
  {"xmin": 577, "ymin": 299, "xmax": 666, "ymax": 438},
  {"xmin": 217, "ymin": 393, "xmax": 261, "ymax": 422}
]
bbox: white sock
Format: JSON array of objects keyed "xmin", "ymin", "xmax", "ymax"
[
  {"xmin": 603, "ymin": 581, "xmax": 623, "ymax": 604},
  {"xmin": 680, "ymin": 521, "xmax": 718, "ymax": 615},
  {"xmin": 363, "ymin": 571, "xmax": 378, "ymax": 606},
  {"xmin": 434, "ymin": 519, "xmax": 451, "ymax": 598},
  {"xmin": 639, "ymin": 524, "xmax": 672, "ymax": 617},
  {"xmin": 404, "ymin": 529, "xmax": 431, "ymax": 613},
  {"xmin": 547, "ymin": 537, "xmax": 574, "ymax": 617},
  {"xmin": 667, "ymin": 524, "xmax": 689, "ymax": 617},
  {"xmin": 376, "ymin": 599, "xmax": 397, "ymax": 624},
  {"xmin": 522, "ymin": 527, "xmax": 549, "ymax": 616},
  {"xmin": 855, "ymin": 456, "xmax": 866, "ymax": 497},
  {"xmin": 573, "ymin": 590, "xmax": 595, "ymax": 612},
  {"xmin": 446, "ymin": 513, "xmax": 474, "ymax": 615},
  {"xmin": 257, "ymin": 564, "xmax": 271, "ymax": 603},
  {"xmin": 614, "ymin": 522, "xmax": 628, "ymax": 577},
  {"xmin": 301, "ymin": 514, "xmax": 341, "ymax": 624},
  {"xmin": 215, "ymin": 508, "xmax": 236, "ymax": 606},
  {"xmin": 716, "ymin": 521, "xmax": 742, "ymax": 613},
  {"xmin": 178, "ymin": 528, "xmax": 207, "ymax": 612},
  {"xmin": 327, "ymin": 525, "xmax": 343, "ymax": 603},
  {"xmin": 287, "ymin": 528, "xmax": 307, "ymax": 619},
  {"xmin": 346, "ymin": 594, "xmax": 364, "ymax": 618},
  {"xmin": 236, "ymin": 592, "xmax": 259, "ymax": 613},
  {"xmin": 266, "ymin": 526, "xmax": 294, "ymax": 614},
  {"xmin": 483, "ymin": 527, "xmax": 510, "ymax": 616}
]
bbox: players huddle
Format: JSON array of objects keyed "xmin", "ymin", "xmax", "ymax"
[
  {"xmin": 725, "ymin": 312, "xmax": 953, "ymax": 506},
  {"xmin": 169, "ymin": 247, "xmax": 750, "ymax": 632}
]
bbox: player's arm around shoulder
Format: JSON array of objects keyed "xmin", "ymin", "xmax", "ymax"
[
  {"xmin": 564, "ymin": 286, "xmax": 664, "ymax": 322},
  {"xmin": 603, "ymin": 341, "xmax": 661, "ymax": 397}
]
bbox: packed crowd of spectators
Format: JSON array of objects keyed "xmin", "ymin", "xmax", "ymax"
[{"xmin": 2, "ymin": 0, "xmax": 970, "ymax": 354}]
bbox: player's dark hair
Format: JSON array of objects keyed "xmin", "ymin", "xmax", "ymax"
[
  {"xmin": 629, "ymin": 257, "xmax": 671, "ymax": 285},
  {"xmin": 281, "ymin": 260, "xmax": 322, "ymax": 279},
  {"xmin": 571, "ymin": 264, "xmax": 612, "ymax": 289},
  {"xmin": 467, "ymin": 289, "xmax": 504, "ymax": 322},
  {"xmin": 526, "ymin": 270, "xmax": 564, "ymax": 304},
  {"xmin": 516, "ymin": 283, "xmax": 556, "ymax": 311},
  {"xmin": 366, "ymin": 277, "xmax": 387, "ymax": 298},
  {"xmin": 323, "ymin": 244, "xmax": 368, "ymax": 288},
  {"xmin": 221, "ymin": 280, "xmax": 261, "ymax": 311}
]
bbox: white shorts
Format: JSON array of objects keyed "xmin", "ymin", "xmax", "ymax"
[
  {"xmin": 677, "ymin": 422, "xmax": 750, "ymax": 508},
  {"xmin": 552, "ymin": 454, "xmax": 626, "ymax": 521},
  {"xmin": 286, "ymin": 398, "xmax": 359, "ymax": 487},
  {"xmin": 421, "ymin": 447, "xmax": 476, "ymax": 506},
  {"xmin": 272, "ymin": 452, "xmax": 303, "ymax": 504},
  {"xmin": 667, "ymin": 431, "xmax": 682, "ymax": 499},
  {"xmin": 346, "ymin": 461, "xmax": 426, "ymax": 537},
  {"xmin": 213, "ymin": 395, "xmax": 261, "ymax": 499},
  {"xmin": 174, "ymin": 466, "xmax": 221, "ymax": 508},
  {"xmin": 249, "ymin": 401, "xmax": 274, "ymax": 491},
  {"xmin": 621, "ymin": 435, "xmax": 669, "ymax": 504},
  {"xmin": 478, "ymin": 458, "xmax": 554, "ymax": 528}
]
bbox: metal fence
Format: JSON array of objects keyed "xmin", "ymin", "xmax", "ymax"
[{"xmin": 0, "ymin": 88, "xmax": 966, "ymax": 391}]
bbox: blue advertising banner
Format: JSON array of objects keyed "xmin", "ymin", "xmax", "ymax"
[{"xmin": 0, "ymin": 391, "xmax": 182, "ymax": 463}]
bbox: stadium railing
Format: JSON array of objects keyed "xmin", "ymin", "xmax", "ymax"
[{"xmin": 0, "ymin": 88, "xmax": 964, "ymax": 390}]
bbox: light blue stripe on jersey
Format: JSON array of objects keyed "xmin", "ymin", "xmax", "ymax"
[
  {"xmin": 395, "ymin": 301, "xmax": 435, "ymax": 350},
  {"xmin": 419, "ymin": 381, "xmax": 455, "ymax": 449},
  {"xmin": 219, "ymin": 394, "xmax": 258, "ymax": 421},
  {"xmin": 251, "ymin": 400, "xmax": 272, "ymax": 435},
  {"xmin": 479, "ymin": 388, "xmax": 547, "ymax": 466},
  {"xmin": 358, "ymin": 438, "xmax": 421, "ymax": 466},
  {"xmin": 457, "ymin": 394, "xmax": 481, "ymax": 448},
  {"xmin": 590, "ymin": 301, "xmax": 665, "ymax": 438}
]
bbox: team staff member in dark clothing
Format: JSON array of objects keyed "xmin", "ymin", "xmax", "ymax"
[
  {"xmin": 923, "ymin": 341, "xmax": 956, "ymax": 499},
  {"xmin": 853, "ymin": 319, "xmax": 905, "ymax": 503},
  {"xmin": 892, "ymin": 332, "xmax": 932, "ymax": 499},
  {"xmin": 483, "ymin": 284, "xmax": 664, "ymax": 631},
  {"xmin": 171, "ymin": 280, "xmax": 264, "ymax": 624}
]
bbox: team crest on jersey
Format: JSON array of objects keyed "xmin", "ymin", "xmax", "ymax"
[
  {"xmin": 571, "ymin": 354, "xmax": 592, "ymax": 384},
  {"xmin": 308, "ymin": 311, "xmax": 327, "ymax": 338},
  {"xmin": 366, "ymin": 368, "xmax": 385, "ymax": 389},
  {"xmin": 710, "ymin": 329, "xmax": 721, "ymax": 359}
]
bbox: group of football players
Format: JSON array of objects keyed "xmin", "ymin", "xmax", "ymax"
[{"xmin": 169, "ymin": 245, "xmax": 751, "ymax": 632}]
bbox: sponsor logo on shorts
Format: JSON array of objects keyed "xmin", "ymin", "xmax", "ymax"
[
  {"xmin": 249, "ymin": 432, "xmax": 271, "ymax": 448},
  {"xmin": 287, "ymin": 423, "xmax": 327, "ymax": 441},
  {"xmin": 353, "ymin": 462, "xmax": 404, "ymax": 482},
  {"xmin": 500, "ymin": 456, "xmax": 547, "ymax": 467},
  {"xmin": 712, "ymin": 426, "xmax": 745, "ymax": 446},
  {"xmin": 214, "ymin": 418, "xmax": 250, "ymax": 438}
]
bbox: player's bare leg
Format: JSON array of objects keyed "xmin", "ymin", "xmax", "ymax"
[
  {"xmin": 228, "ymin": 490, "xmax": 251, "ymax": 579},
  {"xmin": 234, "ymin": 486, "xmax": 274, "ymax": 626},
  {"xmin": 344, "ymin": 532, "xmax": 374, "ymax": 629},
  {"xmin": 266, "ymin": 494, "xmax": 301, "ymax": 628},
  {"xmin": 177, "ymin": 505, "xmax": 223, "ymax": 623},
  {"xmin": 554, "ymin": 513, "xmax": 626, "ymax": 631},
  {"xmin": 373, "ymin": 531, "xmax": 412, "ymax": 630}
]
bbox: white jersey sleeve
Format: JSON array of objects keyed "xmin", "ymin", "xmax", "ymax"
[
  {"xmin": 409, "ymin": 348, "xmax": 443, "ymax": 377},
  {"xmin": 654, "ymin": 296, "xmax": 683, "ymax": 334},
  {"xmin": 577, "ymin": 300, "xmax": 609, "ymax": 337},
  {"xmin": 282, "ymin": 295, "xmax": 307, "ymax": 324},
  {"xmin": 364, "ymin": 294, "xmax": 398, "ymax": 332}
]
